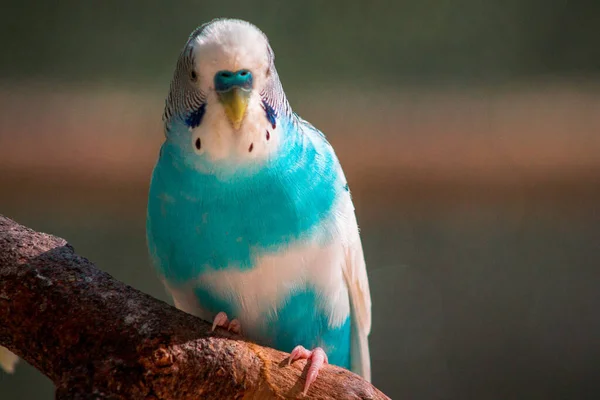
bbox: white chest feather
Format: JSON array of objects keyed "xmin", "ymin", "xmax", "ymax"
[{"xmin": 166, "ymin": 195, "xmax": 355, "ymax": 335}]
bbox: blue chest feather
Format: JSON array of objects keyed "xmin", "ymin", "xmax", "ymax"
[
  {"xmin": 147, "ymin": 117, "xmax": 351, "ymax": 369},
  {"xmin": 265, "ymin": 288, "xmax": 351, "ymax": 368},
  {"xmin": 146, "ymin": 119, "xmax": 343, "ymax": 283}
]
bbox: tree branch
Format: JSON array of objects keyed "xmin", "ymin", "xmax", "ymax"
[{"xmin": 0, "ymin": 215, "xmax": 389, "ymax": 399}]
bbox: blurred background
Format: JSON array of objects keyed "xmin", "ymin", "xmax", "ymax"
[{"xmin": 1, "ymin": 1, "xmax": 599, "ymax": 399}]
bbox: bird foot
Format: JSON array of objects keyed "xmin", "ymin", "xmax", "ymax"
[
  {"xmin": 211, "ymin": 311, "xmax": 242, "ymax": 334},
  {"xmin": 288, "ymin": 345, "xmax": 328, "ymax": 395}
]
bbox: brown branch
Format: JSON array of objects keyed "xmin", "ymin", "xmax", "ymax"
[{"xmin": 0, "ymin": 215, "xmax": 389, "ymax": 399}]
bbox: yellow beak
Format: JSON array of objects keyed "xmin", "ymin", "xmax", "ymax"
[{"xmin": 218, "ymin": 87, "xmax": 251, "ymax": 130}]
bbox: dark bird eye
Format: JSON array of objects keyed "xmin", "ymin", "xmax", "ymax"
[
  {"xmin": 191, "ymin": 70, "xmax": 197, "ymax": 81},
  {"xmin": 195, "ymin": 138, "xmax": 201, "ymax": 150}
]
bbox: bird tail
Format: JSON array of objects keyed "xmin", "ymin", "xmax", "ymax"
[
  {"xmin": 350, "ymin": 311, "xmax": 371, "ymax": 382},
  {"xmin": 0, "ymin": 346, "xmax": 18, "ymax": 373}
]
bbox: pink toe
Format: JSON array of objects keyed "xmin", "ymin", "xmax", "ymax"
[
  {"xmin": 287, "ymin": 346, "xmax": 329, "ymax": 395},
  {"xmin": 211, "ymin": 312, "xmax": 229, "ymax": 331},
  {"xmin": 228, "ymin": 319, "xmax": 242, "ymax": 334},
  {"xmin": 303, "ymin": 347, "xmax": 327, "ymax": 395},
  {"xmin": 288, "ymin": 345, "xmax": 310, "ymax": 365}
]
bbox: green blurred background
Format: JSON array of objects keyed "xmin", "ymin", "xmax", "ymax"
[{"xmin": 1, "ymin": 1, "xmax": 600, "ymax": 399}]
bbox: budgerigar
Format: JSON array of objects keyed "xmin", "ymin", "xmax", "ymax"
[{"xmin": 146, "ymin": 18, "xmax": 372, "ymax": 393}]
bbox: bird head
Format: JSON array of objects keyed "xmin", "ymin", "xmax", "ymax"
[{"xmin": 163, "ymin": 19, "xmax": 289, "ymax": 168}]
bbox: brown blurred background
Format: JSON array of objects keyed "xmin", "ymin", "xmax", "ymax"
[{"xmin": 1, "ymin": 1, "xmax": 600, "ymax": 399}]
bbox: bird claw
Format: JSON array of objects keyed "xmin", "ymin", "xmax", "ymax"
[
  {"xmin": 288, "ymin": 345, "xmax": 328, "ymax": 395},
  {"xmin": 211, "ymin": 312, "xmax": 242, "ymax": 334},
  {"xmin": 227, "ymin": 318, "xmax": 242, "ymax": 334},
  {"xmin": 211, "ymin": 311, "xmax": 229, "ymax": 331}
]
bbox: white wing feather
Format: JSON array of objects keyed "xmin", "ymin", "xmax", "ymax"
[
  {"xmin": 341, "ymin": 198, "xmax": 372, "ymax": 381},
  {"xmin": 302, "ymin": 121, "xmax": 372, "ymax": 379}
]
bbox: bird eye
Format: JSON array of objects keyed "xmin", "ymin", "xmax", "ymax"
[{"xmin": 191, "ymin": 70, "xmax": 197, "ymax": 81}]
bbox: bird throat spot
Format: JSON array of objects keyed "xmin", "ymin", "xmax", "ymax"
[
  {"xmin": 261, "ymin": 100, "xmax": 277, "ymax": 130},
  {"xmin": 248, "ymin": 143, "xmax": 254, "ymax": 152}
]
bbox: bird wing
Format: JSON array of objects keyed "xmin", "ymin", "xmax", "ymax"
[
  {"xmin": 300, "ymin": 118, "xmax": 372, "ymax": 380},
  {"xmin": 341, "ymin": 196, "xmax": 372, "ymax": 381}
]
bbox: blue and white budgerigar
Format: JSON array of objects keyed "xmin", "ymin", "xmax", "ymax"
[{"xmin": 146, "ymin": 18, "xmax": 372, "ymax": 392}]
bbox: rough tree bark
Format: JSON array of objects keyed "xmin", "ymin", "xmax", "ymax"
[{"xmin": 0, "ymin": 215, "xmax": 389, "ymax": 399}]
